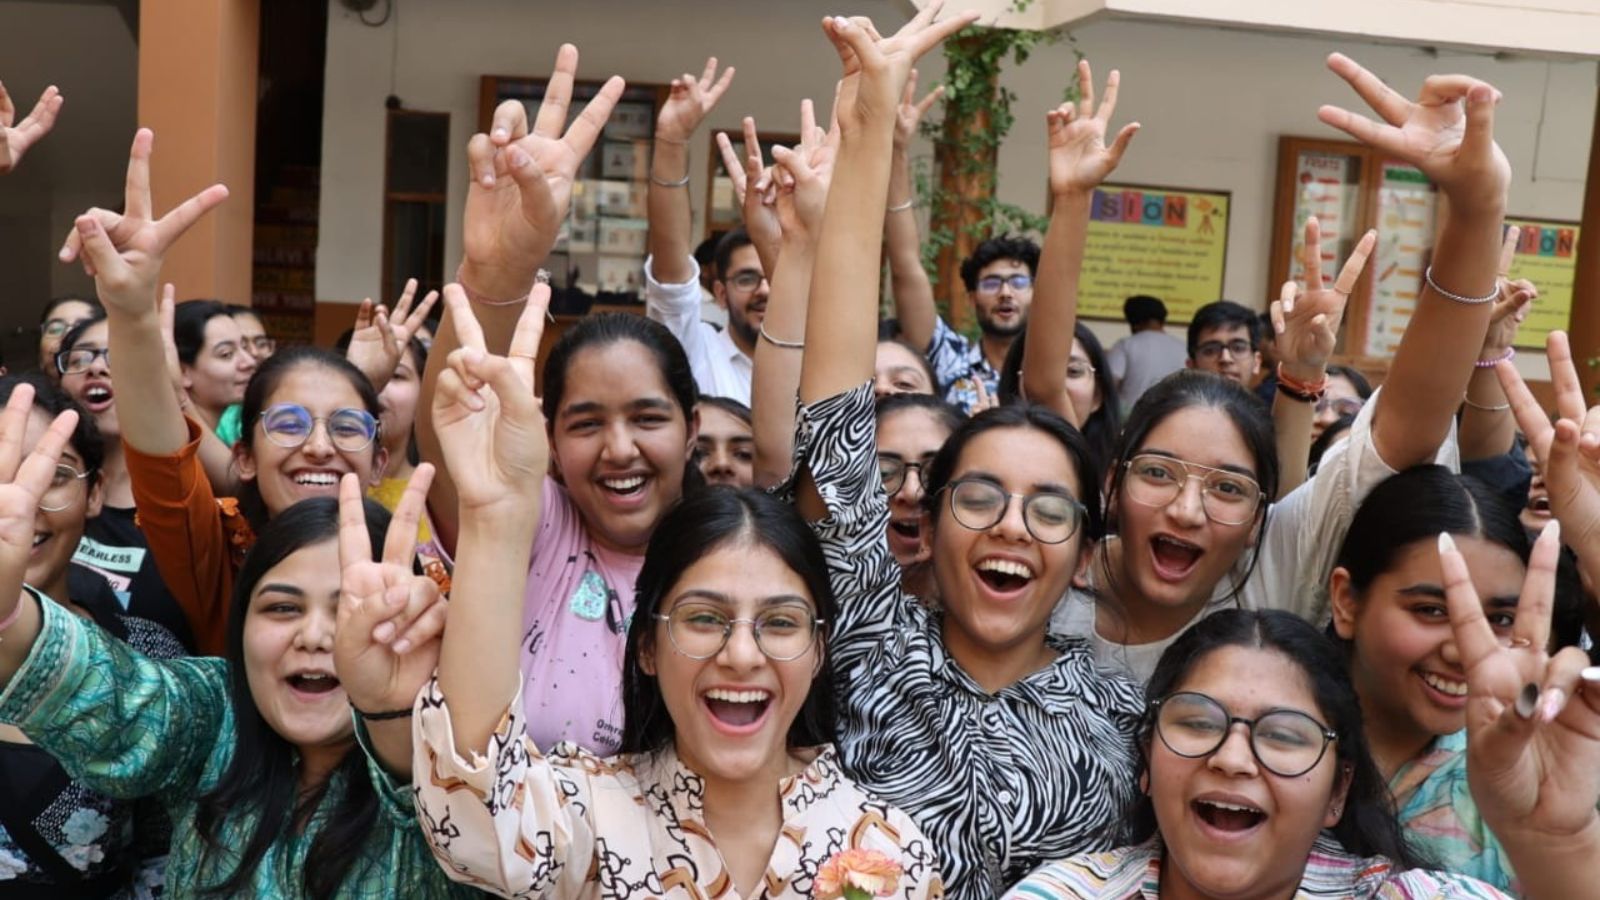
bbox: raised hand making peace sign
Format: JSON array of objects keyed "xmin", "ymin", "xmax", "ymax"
[
  {"xmin": 0, "ymin": 385, "xmax": 80, "ymax": 674},
  {"xmin": 822, "ymin": 1, "xmax": 979, "ymax": 139},
  {"xmin": 0, "ymin": 81, "xmax": 64, "ymax": 175},
  {"xmin": 1272, "ymin": 216, "xmax": 1377, "ymax": 379},
  {"xmin": 1046, "ymin": 59, "xmax": 1139, "ymax": 199}
]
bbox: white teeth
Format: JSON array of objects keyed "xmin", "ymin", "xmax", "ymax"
[
  {"xmin": 602, "ymin": 476, "xmax": 645, "ymax": 490},
  {"xmin": 1200, "ymin": 800, "xmax": 1262, "ymax": 814},
  {"xmin": 32, "ymin": 534, "xmax": 48, "ymax": 547},
  {"xmin": 86, "ymin": 387, "xmax": 111, "ymax": 402},
  {"xmin": 293, "ymin": 472, "xmax": 339, "ymax": 486},
  {"xmin": 704, "ymin": 688, "xmax": 771, "ymax": 704},
  {"xmin": 1422, "ymin": 672, "xmax": 1468, "ymax": 697},
  {"xmin": 975, "ymin": 558, "xmax": 1035, "ymax": 580}
]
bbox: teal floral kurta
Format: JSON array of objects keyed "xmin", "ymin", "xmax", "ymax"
[{"xmin": 0, "ymin": 589, "xmax": 479, "ymax": 898}]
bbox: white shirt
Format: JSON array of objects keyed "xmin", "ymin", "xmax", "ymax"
[
  {"xmin": 1106, "ymin": 329, "xmax": 1188, "ymax": 415},
  {"xmin": 644, "ymin": 255, "xmax": 752, "ymax": 404},
  {"xmin": 1052, "ymin": 386, "xmax": 1461, "ymax": 682}
]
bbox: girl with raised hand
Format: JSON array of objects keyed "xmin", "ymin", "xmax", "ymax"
[
  {"xmin": 59, "ymin": 130, "xmax": 407, "ymax": 657},
  {"xmin": 1053, "ymin": 55, "xmax": 1509, "ymax": 683},
  {"xmin": 1005, "ymin": 608, "xmax": 1511, "ymax": 900},
  {"xmin": 788, "ymin": 9, "xmax": 1150, "ymax": 897},
  {"xmin": 0, "ymin": 374, "xmax": 185, "ymax": 898},
  {"xmin": 363, "ymin": 284, "xmax": 942, "ymax": 899},
  {"xmin": 0, "ymin": 385, "xmax": 469, "ymax": 897}
]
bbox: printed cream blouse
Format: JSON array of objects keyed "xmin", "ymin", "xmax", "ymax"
[{"xmin": 410, "ymin": 677, "xmax": 945, "ymax": 899}]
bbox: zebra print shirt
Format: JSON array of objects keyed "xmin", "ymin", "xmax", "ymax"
[{"xmin": 790, "ymin": 384, "xmax": 1146, "ymax": 900}]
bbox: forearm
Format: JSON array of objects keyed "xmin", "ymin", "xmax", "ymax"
[
  {"xmin": 752, "ymin": 237, "xmax": 815, "ymax": 488},
  {"xmin": 886, "ymin": 147, "xmax": 935, "ymax": 349},
  {"xmin": 1372, "ymin": 207, "xmax": 1502, "ymax": 466},
  {"xmin": 1024, "ymin": 192, "xmax": 1092, "ymax": 423},
  {"xmin": 1495, "ymin": 818, "xmax": 1600, "ymax": 900},
  {"xmin": 800, "ymin": 131, "xmax": 896, "ymax": 404},
  {"xmin": 107, "ymin": 307, "xmax": 192, "ymax": 455},
  {"xmin": 364, "ymin": 716, "xmax": 414, "ymax": 780},
  {"xmin": 1272, "ymin": 390, "xmax": 1314, "ymax": 498},
  {"xmin": 1460, "ymin": 361, "xmax": 1516, "ymax": 461},
  {"xmin": 194, "ymin": 423, "xmax": 242, "ymax": 497},
  {"xmin": 436, "ymin": 510, "xmax": 540, "ymax": 758},
  {"xmin": 646, "ymin": 138, "xmax": 695, "ymax": 284}
]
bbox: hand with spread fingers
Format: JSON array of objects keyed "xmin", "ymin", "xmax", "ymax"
[
  {"xmin": 1271, "ymin": 217, "xmax": 1376, "ymax": 380},
  {"xmin": 822, "ymin": 2, "xmax": 979, "ymax": 140},
  {"xmin": 431, "ymin": 283, "xmax": 550, "ymax": 517},
  {"xmin": 0, "ymin": 385, "xmax": 80, "ymax": 675},
  {"xmin": 770, "ymin": 99, "xmax": 838, "ymax": 244},
  {"xmin": 715, "ymin": 118, "xmax": 783, "ymax": 259},
  {"xmin": 1438, "ymin": 523, "xmax": 1600, "ymax": 895},
  {"xmin": 656, "ymin": 57, "xmax": 735, "ymax": 144},
  {"xmin": 346, "ymin": 278, "xmax": 440, "ymax": 393},
  {"xmin": 333, "ymin": 465, "xmax": 448, "ymax": 719},
  {"xmin": 1046, "ymin": 59, "xmax": 1140, "ymax": 199},
  {"xmin": 1482, "ymin": 226, "xmax": 1536, "ymax": 359},
  {"xmin": 893, "ymin": 68, "xmax": 942, "ymax": 153},
  {"xmin": 57, "ymin": 129, "xmax": 230, "ymax": 316},
  {"xmin": 463, "ymin": 44, "xmax": 624, "ymax": 301},
  {"xmin": 1318, "ymin": 52, "xmax": 1509, "ymax": 217},
  {"xmin": 0, "ymin": 81, "xmax": 64, "ymax": 175}
]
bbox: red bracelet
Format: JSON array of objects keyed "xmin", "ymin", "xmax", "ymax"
[{"xmin": 1276, "ymin": 363, "xmax": 1328, "ymax": 402}]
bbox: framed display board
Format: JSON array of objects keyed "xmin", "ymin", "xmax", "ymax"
[
  {"xmin": 1505, "ymin": 216, "xmax": 1580, "ymax": 349},
  {"xmin": 703, "ymin": 130, "xmax": 802, "ymax": 242},
  {"xmin": 479, "ymin": 75, "xmax": 669, "ymax": 314},
  {"xmin": 1076, "ymin": 182, "xmax": 1231, "ymax": 324}
]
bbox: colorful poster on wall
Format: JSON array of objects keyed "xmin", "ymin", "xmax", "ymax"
[
  {"xmin": 1506, "ymin": 217, "xmax": 1580, "ymax": 349},
  {"xmin": 1363, "ymin": 162, "xmax": 1436, "ymax": 358},
  {"xmin": 1078, "ymin": 184, "xmax": 1230, "ymax": 323}
]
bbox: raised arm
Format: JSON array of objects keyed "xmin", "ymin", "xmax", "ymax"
[
  {"xmin": 346, "ymin": 278, "xmax": 440, "ymax": 394},
  {"xmin": 1270, "ymin": 219, "xmax": 1376, "ymax": 497},
  {"xmin": 1022, "ymin": 60, "xmax": 1138, "ymax": 425},
  {"xmin": 1438, "ymin": 522, "xmax": 1600, "ymax": 900},
  {"xmin": 1318, "ymin": 53, "xmax": 1509, "ymax": 468},
  {"xmin": 431, "ymin": 286, "xmax": 549, "ymax": 758},
  {"xmin": 885, "ymin": 70, "xmax": 941, "ymax": 349},
  {"xmin": 1460, "ymin": 227, "xmax": 1535, "ymax": 461},
  {"xmin": 0, "ymin": 81, "xmax": 63, "ymax": 175},
  {"xmin": 750, "ymin": 105, "xmax": 835, "ymax": 488},
  {"xmin": 0, "ymin": 387, "xmax": 80, "ymax": 680},
  {"xmin": 418, "ymin": 45, "xmax": 620, "ymax": 553},
  {"xmin": 646, "ymin": 58, "xmax": 735, "ymax": 286}
]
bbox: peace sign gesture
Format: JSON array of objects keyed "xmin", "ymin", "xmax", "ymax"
[
  {"xmin": 464, "ymin": 45, "xmax": 624, "ymax": 302},
  {"xmin": 333, "ymin": 466, "xmax": 448, "ymax": 718},
  {"xmin": 432, "ymin": 283, "xmax": 549, "ymax": 518},
  {"xmin": 715, "ymin": 117, "xmax": 782, "ymax": 257},
  {"xmin": 0, "ymin": 385, "xmax": 78, "ymax": 597},
  {"xmin": 0, "ymin": 82, "xmax": 63, "ymax": 175},
  {"xmin": 345, "ymin": 278, "xmax": 440, "ymax": 393},
  {"xmin": 1438, "ymin": 523, "xmax": 1600, "ymax": 874},
  {"xmin": 1318, "ymin": 53, "xmax": 1509, "ymax": 217},
  {"xmin": 1271, "ymin": 217, "xmax": 1376, "ymax": 377},
  {"xmin": 894, "ymin": 69, "xmax": 943, "ymax": 151},
  {"xmin": 1047, "ymin": 60, "xmax": 1140, "ymax": 198},
  {"xmin": 656, "ymin": 57, "xmax": 736, "ymax": 144},
  {"xmin": 1482, "ymin": 226, "xmax": 1536, "ymax": 357},
  {"xmin": 823, "ymin": 2, "xmax": 979, "ymax": 138},
  {"xmin": 56, "ymin": 129, "xmax": 230, "ymax": 315}
]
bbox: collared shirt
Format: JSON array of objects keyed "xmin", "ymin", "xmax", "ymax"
[
  {"xmin": 787, "ymin": 383, "xmax": 1144, "ymax": 900},
  {"xmin": 410, "ymin": 679, "xmax": 944, "ymax": 899},
  {"xmin": 1390, "ymin": 730, "xmax": 1519, "ymax": 894},
  {"xmin": 644, "ymin": 255, "xmax": 752, "ymax": 404},
  {"xmin": 1003, "ymin": 834, "xmax": 1510, "ymax": 899},
  {"xmin": 924, "ymin": 316, "xmax": 999, "ymax": 414},
  {"xmin": 0, "ymin": 590, "xmax": 476, "ymax": 899}
]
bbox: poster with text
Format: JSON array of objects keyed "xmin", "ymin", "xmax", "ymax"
[
  {"xmin": 1506, "ymin": 217, "xmax": 1579, "ymax": 349},
  {"xmin": 1079, "ymin": 184, "xmax": 1230, "ymax": 324}
]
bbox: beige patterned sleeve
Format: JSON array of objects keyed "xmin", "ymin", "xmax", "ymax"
[{"xmin": 411, "ymin": 675, "xmax": 601, "ymax": 898}]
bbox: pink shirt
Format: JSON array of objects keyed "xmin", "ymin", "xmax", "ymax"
[{"xmin": 519, "ymin": 476, "xmax": 644, "ymax": 755}]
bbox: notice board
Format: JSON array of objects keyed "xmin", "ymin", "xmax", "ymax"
[
  {"xmin": 1505, "ymin": 216, "xmax": 1580, "ymax": 349},
  {"xmin": 1078, "ymin": 183, "xmax": 1231, "ymax": 324}
]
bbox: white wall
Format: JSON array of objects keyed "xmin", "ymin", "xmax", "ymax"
[
  {"xmin": 317, "ymin": 0, "xmax": 1596, "ymax": 376},
  {"xmin": 0, "ymin": 1, "xmax": 137, "ymax": 368}
]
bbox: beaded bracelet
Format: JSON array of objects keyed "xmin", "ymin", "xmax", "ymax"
[
  {"xmin": 1425, "ymin": 266, "xmax": 1498, "ymax": 305},
  {"xmin": 1475, "ymin": 347, "xmax": 1515, "ymax": 368}
]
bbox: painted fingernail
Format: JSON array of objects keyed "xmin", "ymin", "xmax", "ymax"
[
  {"xmin": 1515, "ymin": 682, "xmax": 1539, "ymax": 720},
  {"xmin": 393, "ymin": 638, "xmax": 412, "ymax": 654},
  {"xmin": 1583, "ymin": 667, "xmax": 1600, "ymax": 684},
  {"xmin": 491, "ymin": 127, "xmax": 508, "ymax": 140},
  {"xmin": 480, "ymin": 172, "xmax": 495, "ymax": 188},
  {"xmin": 1438, "ymin": 532, "xmax": 1457, "ymax": 554},
  {"xmin": 1539, "ymin": 688, "xmax": 1566, "ymax": 723},
  {"xmin": 373, "ymin": 622, "xmax": 395, "ymax": 643}
]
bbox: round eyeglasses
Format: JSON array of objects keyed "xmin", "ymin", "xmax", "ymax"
[
  {"xmin": 1152, "ymin": 691, "xmax": 1337, "ymax": 778},
  {"xmin": 258, "ymin": 404, "xmax": 379, "ymax": 453},
  {"xmin": 1122, "ymin": 454, "xmax": 1262, "ymax": 526},
  {"xmin": 656, "ymin": 604, "xmax": 823, "ymax": 661},
  {"xmin": 39, "ymin": 464, "xmax": 91, "ymax": 512},
  {"xmin": 939, "ymin": 478, "xmax": 1085, "ymax": 545},
  {"xmin": 877, "ymin": 454, "xmax": 934, "ymax": 497},
  {"xmin": 56, "ymin": 347, "xmax": 110, "ymax": 376},
  {"xmin": 723, "ymin": 270, "xmax": 767, "ymax": 293}
]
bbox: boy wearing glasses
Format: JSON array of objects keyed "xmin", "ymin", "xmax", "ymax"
[{"xmin": 1185, "ymin": 299, "xmax": 1262, "ymax": 387}]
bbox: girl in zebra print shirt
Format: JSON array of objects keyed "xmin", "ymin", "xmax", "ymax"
[{"xmin": 781, "ymin": 20, "xmax": 1144, "ymax": 899}]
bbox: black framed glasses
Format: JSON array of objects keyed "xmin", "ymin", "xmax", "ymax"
[
  {"xmin": 1153, "ymin": 691, "xmax": 1337, "ymax": 778},
  {"xmin": 55, "ymin": 347, "xmax": 110, "ymax": 375},
  {"xmin": 723, "ymin": 270, "xmax": 767, "ymax": 293},
  {"xmin": 974, "ymin": 274, "xmax": 1033, "ymax": 295},
  {"xmin": 939, "ymin": 478, "xmax": 1085, "ymax": 545},
  {"xmin": 1195, "ymin": 338, "xmax": 1254, "ymax": 360},
  {"xmin": 877, "ymin": 454, "xmax": 934, "ymax": 496},
  {"xmin": 1123, "ymin": 454, "xmax": 1262, "ymax": 526},
  {"xmin": 258, "ymin": 404, "xmax": 379, "ymax": 453},
  {"xmin": 39, "ymin": 464, "xmax": 91, "ymax": 512},
  {"xmin": 655, "ymin": 603, "xmax": 824, "ymax": 661}
]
